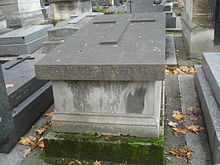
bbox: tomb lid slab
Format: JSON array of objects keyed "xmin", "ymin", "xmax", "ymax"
[
  {"xmin": 35, "ymin": 13, "xmax": 166, "ymax": 81},
  {"xmin": 0, "ymin": 25, "xmax": 53, "ymax": 45}
]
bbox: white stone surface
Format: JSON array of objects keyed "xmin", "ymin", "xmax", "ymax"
[{"xmin": 51, "ymin": 80, "xmax": 163, "ymax": 137}]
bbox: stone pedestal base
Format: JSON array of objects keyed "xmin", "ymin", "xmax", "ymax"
[
  {"xmin": 51, "ymin": 80, "xmax": 162, "ymax": 138},
  {"xmin": 49, "ymin": 0, "xmax": 92, "ymax": 20},
  {"xmin": 182, "ymin": 21, "xmax": 220, "ymax": 59},
  {"xmin": 0, "ymin": 0, "xmax": 45, "ymax": 28}
]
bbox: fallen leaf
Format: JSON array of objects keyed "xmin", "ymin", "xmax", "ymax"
[
  {"xmin": 169, "ymin": 146, "xmax": 194, "ymax": 164},
  {"xmin": 94, "ymin": 161, "xmax": 102, "ymax": 165},
  {"xmin": 166, "ymin": 157, "xmax": 172, "ymax": 161},
  {"xmin": 187, "ymin": 107, "xmax": 200, "ymax": 112},
  {"xmin": 19, "ymin": 136, "xmax": 37, "ymax": 146},
  {"xmin": 186, "ymin": 124, "xmax": 203, "ymax": 134},
  {"xmin": 45, "ymin": 111, "xmax": 54, "ymax": 118},
  {"xmin": 68, "ymin": 161, "xmax": 75, "ymax": 165},
  {"xmin": 35, "ymin": 125, "xmax": 49, "ymax": 135},
  {"xmin": 23, "ymin": 148, "xmax": 32, "ymax": 157},
  {"xmin": 6, "ymin": 84, "xmax": 14, "ymax": 88},
  {"xmin": 172, "ymin": 132, "xmax": 179, "ymax": 137},
  {"xmin": 172, "ymin": 111, "xmax": 184, "ymax": 120},
  {"xmin": 168, "ymin": 121, "xmax": 178, "ymax": 128},
  {"xmin": 36, "ymin": 137, "xmax": 44, "ymax": 150},
  {"xmin": 75, "ymin": 160, "xmax": 82, "ymax": 165},
  {"xmin": 172, "ymin": 128, "xmax": 188, "ymax": 134},
  {"xmin": 189, "ymin": 116, "xmax": 198, "ymax": 121}
]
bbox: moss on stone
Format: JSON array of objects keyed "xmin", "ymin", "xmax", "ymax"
[{"xmin": 44, "ymin": 132, "xmax": 164, "ymax": 165}]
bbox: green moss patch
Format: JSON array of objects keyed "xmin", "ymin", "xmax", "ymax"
[{"xmin": 44, "ymin": 132, "xmax": 164, "ymax": 165}]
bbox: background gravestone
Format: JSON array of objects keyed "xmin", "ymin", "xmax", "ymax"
[
  {"xmin": 0, "ymin": 0, "xmax": 45, "ymax": 28},
  {"xmin": 0, "ymin": 65, "xmax": 15, "ymax": 148}
]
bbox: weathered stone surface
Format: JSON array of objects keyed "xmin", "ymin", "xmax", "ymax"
[
  {"xmin": 202, "ymin": 53, "xmax": 220, "ymax": 107},
  {"xmin": 0, "ymin": 65, "xmax": 14, "ymax": 147},
  {"xmin": 166, "ymin": 12, "xmax": 176, "ymax": 28},
  {"xmin": 51, "ymin": 80, "xmax": 162, "ymax": 137},
  {"xmin": 126, "ymin": 0, "xmax": 165, "ymax": 13},
  {"xmin": 165, "ymin": 34, "xmax": 177, "ymax": 65},
  {"xmin": 0, "ymin": 0, "xmax": 45, "ymax": 28},
  {"xmin": 35, "ymin": 13, "xmax": 166, "ymax": 81},
  {"xmin": 2, "ymin": 54, "xmax": 48, "ymax": 108},
  {"xmin": 194, "ymin": 66, "xmax": 220, "ymax": 164},
  {"xmin": 0, "ymin": 25, "xmax": 53, "ymax": 45},
  {"xmin": 49, "ymin": 0, "xmax": 92, "ymax": 20}
]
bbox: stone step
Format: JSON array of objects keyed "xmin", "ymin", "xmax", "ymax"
[
  {"xmin": 202, "ymin": 52, "xmax": 220, "ymax": 107},
  {"xmin": 194, "ymin": 65, "xmax": 220, "ymax": 164}
]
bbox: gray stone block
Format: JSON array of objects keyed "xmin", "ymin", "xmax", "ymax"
[
  {"xmin": 2, "ymin": 54, "xmax": 48, "ymax": 108},
  {"xmin": 35, "ymin": 13, "xmax": 166, "ymax": 81},
  {"xmin": 202, "ymin": 53, "xmax": 220, "ymax": 108},
  {"xmin": 0, "ymin": 65, "xmax": 15, "ymax": 147},
  {"xmin": 166, "ymin": 12, "xmax": 176, "ymax": 28},
  {"xmin": 0, "ymin": 35, "xmax": 48, "ymax": 56},
  {"xmin": 52, "ymin": 80, "xmax": 162, "ymax": 137},
  {"xmin": 0, "ymin": 25, "xmax": 53, "ymax": 45},
  {"xmin": 194, "ymin": 65, "xmax": 220, "ymax": 164},
  {"xmin": 126, "ymin": 0, "xmax": 166, "ymax": 13},
  {"xmin": 165, "ymin": 34, "xmax": 177, "ymax": 65}
]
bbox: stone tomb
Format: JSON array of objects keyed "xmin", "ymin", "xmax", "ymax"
[
  {"xmin": 0, "ymin": 0, "xmax": 45, "ymax": 28},
  {"xmin": 48, "ymin": 0, "xmax": 92, "ymax": 20},
  {"xmin": 0, "ymin": 25, "xmax": 52, "ymax": 56},
  {"xmin": 194, "ymin": 53, "xmax": 220, "ymax": 164},
  {"xmin": 0, "ymin": 54, "xmax": 53, "ymax": 153},
  {"xmin": 35, "ymin": 13, "xmax": 165, "ymax": 138}
]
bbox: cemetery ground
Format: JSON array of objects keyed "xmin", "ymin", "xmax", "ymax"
[{"xmin": 0, "ymin": 34, "xmax": 213, "ymax": 165}]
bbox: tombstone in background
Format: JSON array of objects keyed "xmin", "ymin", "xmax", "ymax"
[
  {"xmin": 194, "ymin": 53, "xmax": 220, "ymax": 164},
  {"xmin": 0, "ymin": 10, "xmax": 12, "ymax": 35},
  {"xmin": 48, "ymin": 0, "xmax": 92, "ymax": 20},
  {"xmin": 126, "ymin": 0, "xmax": 165, "ymax": 13},
  {"xmin": 0, "ymin": 53, "xmax": 53, "ymax": 153},
  {"xmin": 0, "ymin": 25, "xmax": 53, "ymax": 56},
  {"xmin": 126, "ymin": 0, "xmax": 176, "ymax": 28},
  {"xmin": 0, "ymin": 0, "xmax": 45, "ymax": 29},
  {"xmin": 182, "ymin": 0, "xmax": 220, "ymax": 59},
  {"xmin": 35, "ymin": 13, "xmax": 165, "ymax": 138}
]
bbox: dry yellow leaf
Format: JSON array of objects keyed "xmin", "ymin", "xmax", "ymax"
[
  {"xmin": 19, "ymin": 136, "xmax": 37, "ymax": 146},
  {"xmin": 189, "ymin": 116, "xmax": 199, "ymax": 121},
  {"xmin": 186, "ymin": 124, "xmax": 203, "ymax": 134},
  {"xmin": 172, "ymin": 111, "xmax": 184, "ymax": 120},
  {"xmin": 75, "ymin": 160, "xmax": 82, "ymax": 165},
  {"xmin": 168, "ymin": 121, "xmax": 178, "ymax": 128},
  {"xmin": 172, "ymin": 128, "xmax": 188, "ymax": 134},
  {"xmin": 5, "ymin": 84, "xmax": 14, "ymax": 88},
  {"xmin": 187, "ymin": 107, "xmax": 200, "ymax": 112},
  {"xmin": 93, "ymin": 161, "xmax": 102, "ymax": 165}
]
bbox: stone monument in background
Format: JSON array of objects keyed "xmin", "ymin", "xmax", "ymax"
[
  {"xmin": 182, "ymin": 0, "xmax": 220, "ymax": 59},
  {"xmin": 0, "ymin": 0, "xmax": 45, "ymax": 28},
  {"xmin": 48, "ymin": 0, "xmax": 92, "ymax": 20}
]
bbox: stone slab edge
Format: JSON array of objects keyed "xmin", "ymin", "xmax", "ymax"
[
  {"xmin": 165, "ymin": 34, "xmax": 177, "ymax": 65},
  {"xmin": 0, "ymin": 82, "xmax": 53, "ymax": 153},
  {"xmin": 202, "ymin": 53, "xmax": 220, "ymax": 108},
  {"xmin": 194, "ymin": 65, "xmax": 220, "ymax": 164}
]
